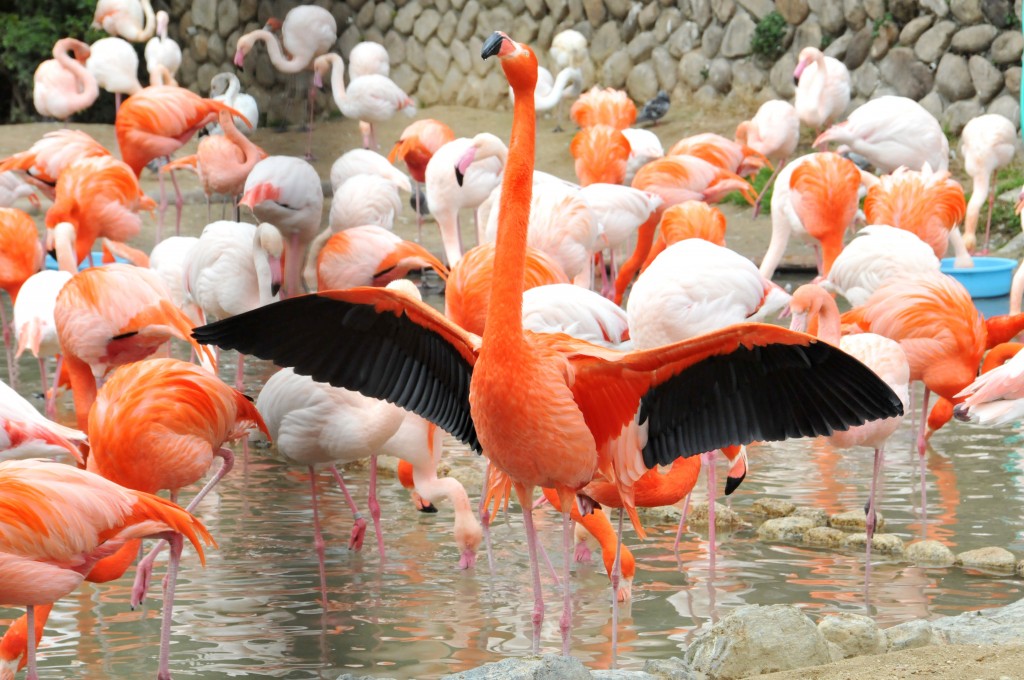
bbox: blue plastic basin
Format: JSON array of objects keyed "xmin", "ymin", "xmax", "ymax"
[{"xmin": 940, "ymin": 256, "xmax": 1017, "ymax": 298}]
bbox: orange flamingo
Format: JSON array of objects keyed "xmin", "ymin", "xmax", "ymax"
[
  {"xmin": 316, "ymin": 225, "xmax": 448, "ymax": 291},
  {"xmin": 614, "ymin": 154, "xmax": 756, "ymax": 303},
  {"xmin": 160, "ymin": 108, "xmax": 267, "ymax": 219},
  {"xmin": 0, "ymin": 209, "xmax": 43, "ymax": 387},
  {"xmin": 114, "ymin": 85, "xmax": 245, "ymax": 236},
  {"xmin": 0, "ymin": 458, "xmax": 213, "ymax": 680},
  {"xmin": 570, "ymin": 124, "xmax": 631, "ymax": 186},
  {"xmin": 862, "ymin": 164, "xmax": 970, "ymax": 266},
  {"xmin": 32, "ymin": 38, "xmax": 99, "ymax": 121},
  {"xmin": 641, "ymin": 201, "xmax": 727, "ymax": 272},
  {"xmin": 789, "ymin": 284, "xmax": 909, "ymax": 561},
  {"xmin": 193, "ymin": 31, "xmax": 903, "ymax": 655},
  {"xmin": 667, "ymin": 132, "xmax": 770, "ymax": 178},
  {"xmin": 570, "ymin": 86, "xmax": 637, "ymax": 129},
  {"xmin": 44, "ymin": 155, "xmax": 155, "ymax": 269},
  {"xmin": 53, "ymin": 263, "xmax": 215, "ymax": 430},
  {"xmin": 389, "ymin": 118, "xmax": 456, "ymax": 239},
  {"xmin": 759, "ymin": 152, "xmax": 862, "ymax": 280},
  {"xmin": 85, "ymin": 357, "xmax": 266, "ymax": 609},
  {"xmin": 0, "ymin": 130, "xmax": 110, "ymax": 201}
]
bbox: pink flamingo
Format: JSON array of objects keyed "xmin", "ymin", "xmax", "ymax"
[
  {"xmin": 0, "ymin": 129, "xmax": 109, "ymax": 201},
  {"xmin": 315, "ymin": 225, "xmax": 448, "ymax": 291},
  {"xmin": 960, "ymin": 113, "xmax": 1018, "ymax": 253},
  {"xmin": 793, "ymin": 46, "xmax": 850, "ymax": 133},
  {"xmin": 32, "ymin": 38, "xmax": 99, "ymax": 121},
  {"xmin": 734, "ymin": 99, "xmax": 800, "ymax": 215},
  {"xmin": 86, "ymin": 37, "xmax": 142, "ymax": 111},
  {"xmin": 0, "ymin": 378, "xmax": 84, "ymax": 464},
  {"xmin": 92, "ymin": 0, "xmax": 156, "ymax": 41}
]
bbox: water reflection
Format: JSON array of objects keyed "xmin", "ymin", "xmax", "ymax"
[{"xmin": 4, "ymin": 290, "xmax": 1024, "ymax": 678}]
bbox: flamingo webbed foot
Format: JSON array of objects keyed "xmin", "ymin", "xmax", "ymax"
[
  {"xmin": 348, "ymin": 516, "xmax": 368, "ymax": 550},
  {"xmin": 574, "ymin": 541, "xmax": 592, "ymax": 563}
]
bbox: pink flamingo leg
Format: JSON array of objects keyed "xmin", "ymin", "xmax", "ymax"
[
  {"xmin": 2, "ymin": 303, "xmax": 16, "ymax": 389},
  {"xmin": 132, "ymin": 448, "xmax": 234, "ymax": 608},
  {"xmin": 156, "ymin": 533, "xmax": 183, "ymax": 680},
  {"xmin": 917, "ymin": 388, "xmax": 931, "ymax": 538},
  {"xmin": 611, "ymin": 508, "xmax": 624, "ymax": 668},
  {"xmin": 24, "ymin": 604, "xmax": 38, "ymax": 680},
  {"xmin": 46, "ymin": 354, "xmax": 63, "ymax": 418},
  {"xmin": 308, "ymin": 466, "xmax": 329, "ymax": 607},
  {"xmin": 865, "ymin": 447, "xmax": 883, "ymax": 566},
  {"xmin": 559, "ymin": 511, "xmax": 573, "ymax": 656},
  {"xmin": 477, "ymin": 461, "xmax": 496, "ymax": 573},
  {"xmin": 704, "ymin": 449, "xmax": 718, "ymax": 556},
  {"xmin": 168, "ymin": 166, "xmax": 184, "ymax": 236},
  {"xmin": 515, "ymin": 485, "xmax": 544, "ymax": 655},
  {"xmin": 304, "ymin": 83, "xmax": 316, "ymax": 161},
  {"xmin": 673, "ymin": 489, "xmax": 693, "ymax": 555},
  {"xmin": 234, "ymin": 352, "xmax": 245, "ymax": 392},
  {"xmin": 156, "ymin": 170, "xmax": 167, "ymax": 244},
  {"xmin": 327, "ymin": 464, "xmax": 367, "ymax": 550},
  {"xmin": 981, "ymin": 186, "xmax": 996, "ymax": 254},
  {"xmin": 367, "ymin": 455, "xmax": 386, "ymax": 562}
]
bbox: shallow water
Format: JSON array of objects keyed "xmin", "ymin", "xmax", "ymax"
[{"xmin": 3, "ymin": 110, "xmax": 1023, "ymax": 678}]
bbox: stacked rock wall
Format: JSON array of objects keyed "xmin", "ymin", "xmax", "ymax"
[{"xmin": 169, "ymin": 0, "xmax": 1024, "ymax": 133}]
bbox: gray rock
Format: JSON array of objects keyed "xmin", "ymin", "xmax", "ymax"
[
  {"xmin": 920, "ymin": 0, "xmax": 951, "ymax": 16},
  {"xmin": 591, "ymin": 21, "xmax": 622, "ymax": 62},
  {"xmin": 628, "ymin": 31, "xmax": 658, "ymax": 62},
  {"xmin": 988, "ymin": 95, "xmax": 1021, "ymax": 128},
  {"xmin": 373, "ymin": 3, "xmax": 393, "ymax": 31},
  {"xmin": 642, "ymin": 657, "xmax": 699, "ymax": 679},
  {"xmin": 437, "ymin": 12, "xmax": 458, "ymax": 45},
  {"xmin": 918, "ymin": 91, "xmax": 945, "ymax": 120},
  {"xmin": 863, "ymin": 0, "xmax": 886, "ymax": 19},
  {"xmin": 355, "ymin": 0, "xmax": 375, "ymax": 29},
  {"xmin": 638, "ymin": 1, "xmax": 659, "ymax": 29},
  {"xmin": 915, "ymin": 20, "xmax": 957, "ymax": 64},
  {"xmin": 425, "ymin": 37, "xmax": 451, "ymax": 80},
  {"xmin": 983, "ymin": 0, "xmax": 1013, "ymax": 25},
  {"xmin": 829, "ymin": 509, "xmax": 885, "ymax": 532},
  {"xmin": 757, "ymin": 516, "xmax": 816, "ymax": 541},
  {"xmin": 195, "ymin": 63, "xmax": 219, "ymax": 98},
  {"xmin": 899, "ymin": 15, "xmax": 935, "ymax": 46},
  {"xmin": 668, "ymin": 22, "xmax": 701, "ymax": 59},
  {"xmin": 688, "ymin": 501, "xmax": 743, "ymax": 528},
  {"xmin": 818, "ymin": 613, "xmax": 886, "ymax": 659},
  {"xmin": 627, "ymin": 62, "xmax": 659, "ymax": 102},
  {"xmin": 685, "ymin": 605, "xmax": 832, "ymax": 677},
  {"xmin": 206, "ymin": 31, "xmax": 224, "ymax": 64},
  {"xmin": 654, "ymin": 8, "xmax": 682, "ymax": 41},
  {"xmin": 637, "ymin": 503, "xmax": 683, "ymax": 525},
  {"xmin": 416, "ymin": 71, "xmax": 441, "ymax": 107},
  {"xmin": 652, "ymin": 46, "xmax": 679, "ymax": 91},
  {"xmin": 969, "ymin": 55, "xmax": 1004, "ymax": 103},
  {"xmin": 952, "ymin": 24, "xmax": 999, "ymax": 53},
  {"xmin": 905, "ymin": 539, "xmax": 956, "ymax": 566},
  {"xmin": 776, "ymin": 0, "xmax": 810, "ymax": 24},
  {"xmin": 804, "ymin": 526, "xmax": 846, "ymax": 548},
  {"xmin": 450, "ymin": 39, "xmax": 471, "ymax": 73},
  {"xmin": 721, "ymin": 11, "xmax": 757, "ymax": 58},
  {"xmin": 512, "ymin": 15, "xmax": 537, "ymax": 44},
  {"xmin": 950, "ymin": 0, "xmax": 985, "ymax": 23},
  {"xmin": 889, "ymin": 0, "xmax": 918, "ymax": 22},
  {"xmin": 751, "ymin": 498, "xmax": 795, "ymax": 518},
  {"xmin": 691, "ymin": 0, "xmax": 713, "ymax": 28},
  {"xmin": 192, "ymin": 0, "xmax": 217, "ymax": 31},
  {"xmin": 216, "ymin": 0, "xmax": 238, "ymax": 37},
  {"xmin": 679, "ymin": 52, "xmax": 711, "ymax": 90},
  {"xmin": 707, "ymin": 57, "xmax": 734, "ymax": 93},
  {"xmin": 732, "ymin": 59, "xmax": 766, "ymax": 91},
  {"xmin": 792, "ymin": 507, "xmax": 828, "ymax": 527},
  {"xmin": 441, "ymin": 654, "xmax": 591, "ymax": 679},
  {"xmin": 936, "ymin": 53, "xmax": 976, "ymax": 101},
  {"xmin": 713, "ymin": 0, "xmax": 737, "ymax": 23},
  {"xmin": 701, "ymin": 24, "xmax": 725, "ymax": 58},
  {"xmin": 525, "ymin": 0, "xmax": 543, "ymax": 16},
  {"xmin": 992, "ymin": 30, "xmax": 1024, "ymax": 65},
  {"xmin": 602, "ymin": 50, "xmax": 633, "ymax": 88},
  {"xmin": 844, "ymin": 27, "xmax": 874, "ymax": 70},
  {"xmin": 412, "ymin": 8, "xmax": 441, "ymax": 42},
  {"xmin": 1006, "ymin": 66, "xmax": 1022, "ymax": 95},
  {"xmin": 590, "ymin": 671, "xmax": 658, "ymax": 679},
  {"xmin": 957, "ymin": 546, "xmax": 1018, "ymax": 572},
  {"xmin": 885, "ymin": 619, "xmax": 938, "ymax": 651},
  {"xmin": 406, "ymin": 37, "xmax": 425, "ymax": 73},
  {"xmin": 456, "ymin": 1, "xmax": 479, "ymax": 41},
  {"xmin": 944, "ymin": 99, "xmax": 985, "ymax": 135},
  {"xmin": 880, "ymin": 47, "xmax": 935, "ymax": 100},
  {"xmin": 929, "ymin": 598, "xmax": 1024, "ymax": 645},
  {"xmin": 738, "ymin": 0, "xmax": 776, "ymax": 20},
  {"xmin": 582, "ymin": 0, "xmax": 605, "ymax": 25},
  {"xmin": 842, "ymin": 533, "xmax": 905, "ymax": 556},
  {"xmin": 824, "ymin": 32, "xmax": 852, "ymax": 61},
  {"xmin": 440, "ymin": 63, "xmax": 467, "ymax": 104},
  {"xmin": 769, "ymin": 52, "xmax": 798, "ymax": 98},
  {"xmin": 190, "ymin": 32, "xmax": 209, "ymax": 62},
  {"xmin": 605, "ymin": 0, "xmax": 632, "ymax": 19},
  {"xmin": 809, "ymin": 0, "xmax": 845, "ymax": 34},
  {"xmin": 843, "ymin": 0, "xmax": 867, "ymax": 29},
  {"xmin": 792, "ymin": 20, "xmax": 823, "ymax": 53},
  {"xmin": 870, "ymin": 22, "xmax": 898, "ymax": 60}
]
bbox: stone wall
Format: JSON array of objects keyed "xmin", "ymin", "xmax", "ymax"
[{"xmin": 168, "ymin": 0, "xmax": 1024, "ymax": 134}]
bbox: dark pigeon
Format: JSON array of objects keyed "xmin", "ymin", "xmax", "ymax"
[{"xmin": 636, "ymin": 90, "xmax": 670, "ymax": 126}]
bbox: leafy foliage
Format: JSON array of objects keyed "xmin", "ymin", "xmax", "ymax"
[
  {"xmin": 0, "ymin": 0, "xmax": 106, "ymax": 122},
  {"xmin": 751, "ymin": 11, "xmax": 787, "ymax": 62}
]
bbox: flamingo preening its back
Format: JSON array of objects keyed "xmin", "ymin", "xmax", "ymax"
[{"xmin": 194, "ymin": 31, "xmax": 904, "ymax": 656}]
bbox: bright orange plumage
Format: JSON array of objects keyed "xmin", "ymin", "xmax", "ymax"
[
  {"xmin": 787, "ymin": 152, "xmax": 861, "ymax": 276},
  {"xmin": 863, "ymin": 166, "xmax": 966, "ymax": 258},
  {"xmin": 642, "ymin": 201, "xmax": 727, "ymax": 271},
  {"xmin": 388, "ymin": 118, "xmax": 455, "ymax": 183},
  {"xmin": 0, "ymin": 208, "xmax": 42, "ymax": 304},
  {"xmin": 668, "ymin": 132, "xmax": 770, "ymax": 177},
  {"xmin": 0, "ymin": 129, "xmax": 110, "ymax": 200},
  {"xmin": 571, "ymin": 124, "xmax": 631, "ymax": 186},
  {"xmin": 570, "ymin": 86, "xmax": 637, "ymax": 129}
]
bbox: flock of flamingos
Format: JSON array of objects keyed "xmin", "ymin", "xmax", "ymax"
[{"xmin": 2, "ymin": 1, "xmax": 1024, "ymax": 677}]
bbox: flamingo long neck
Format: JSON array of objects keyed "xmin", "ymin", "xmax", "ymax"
[
  {"xmin": 805, "ymin": 288, "xmax": 842, "ymax": 345},
  {"xmin": 222, "ymin": 111, "xmax": 262, "ymax": 166},
  {"xmin": 56, "ymin": 40, "xmax": 99, "ymax": 107},
  {"xmin": 326, "ymin": 54, "xmax": 349, "ymax": 111},
  {"xmin": 136, "ymin": 0, "xmax": 156, "ymax": 41},
  {"xmin": 535, "ymin": 67, "xmax": 579, "ymax": 110},
  {"xmin": 482, "ymin": 63, "xmax": 535, "ymax": 349},
  {"xmin": 224, "ymin": 74, "xmax": 240, "ymax": 100},
  {"xmin": 251, "ymin": 30, "xmax": 307, "ymax": 73}
]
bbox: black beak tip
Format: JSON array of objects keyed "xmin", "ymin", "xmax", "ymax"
[
  {"xmin": 418, "ymin": 502, "xmax": 438, "ymax": 514},
  {"xmin": 455, "ymin": 166, "xmax": 465, "ymax": 186},
  {"xmin": 724, "ymin": 471, "xmax": 746, "ymax": 496},
  {"xmin": 481, "ymin": 32, "xmax": 505, "ymax": 59},
  {"xmin": 271, "ymin": 282, "xmax": 281, "ymax": 297},
  {"xmin": 46, "ymin": 248, "xmax": 56, "ymax": 260}
]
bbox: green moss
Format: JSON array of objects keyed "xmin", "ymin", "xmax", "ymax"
[{"xmin": 751, "ymin": 12, "xmax": 787, "ymax": 62}]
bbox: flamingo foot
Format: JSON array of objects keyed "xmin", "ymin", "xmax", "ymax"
[
  {"xmin": 458, "ymin": 548, "xmax": 476, "ymax": 570},
  {"xmin": 348, "ymin": 516, "xmax": 367, "ymax": 550},
  {"xmin": 130, "ymin": 553, "xmax": 157, "ymax": 609}
]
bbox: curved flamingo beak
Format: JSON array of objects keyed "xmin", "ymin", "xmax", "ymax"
[
  {"xmin": 313, "ymin": 70, "xmax": 324, "ymax": 89},
  {"xmin": 793, "ymin": 58, "xmax": 809, "ymax": 82},
  {"xmin": 233, "ymin": 49, "xmax": 245, "ymax": 69},
  {"xmin": 238, "ymin": 182, "xmax": 280, "ymax": 210},
  {"xmin": 723, "ymin": 445, "xmax": 748, "ymax": 496},
  {"xmin": 268, "ymin": 255, "xmax": 283, "ymax": 297},
  {"xmin": 455, "ymin": 147, "xmax": 477, "ymax": 187}
]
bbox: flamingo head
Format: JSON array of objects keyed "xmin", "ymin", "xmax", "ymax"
[
  {"xmin": 238, "ymin": 182, "xmax": 280, "ymax": 210},
  {"xmin": 264, "ymin": 17, "xmax": 282, "ymax": 32},
  {"xmin": 454, "ymin": 146, "xmax": 477, "ymax": 187},
  {"xmin": 481, "ymin": 31, "xmax": 538, "ymax": 94},
  {"xmin": 793, "ymin": 47, "xmax": 820, "ymax": 81}
]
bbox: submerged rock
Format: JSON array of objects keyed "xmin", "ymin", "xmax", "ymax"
[
  {"xmin": 803, "ymin": 526, "xmax": 846, "ymax": 548},
  {"xmin": 792, "ymin": 507, "xmax": 829, "ymax": 527},
  {"xmin": 829, "ymin": 509, "xmax": 885, "ymax": 532},
  {"xmin": 956, "ymin": 547, "xmax": 1018, "ymax": 572},
  {"xmin": 818, "ymin": 613, "xmax": 887, "ymax": 658},
  {"xmin": 687, "ymin": 501, "xmax": 744, "ymax": 529},
  {"xmin": 842, "ymin": 532, "xmax": 905, "ymax": 556},
  {"xmin": 441, "ymin": 654, "xmax": 591, "ymax": 679},
  {"xmin": 684, "ymin": 604, "xmax": 832, "ymax": 677},
  {"xmin": 750, "ymin": 498, "xmax": 795, "ymax": 518},
  {"xmin": 906, "ymin": 540, "xmax": 956, "ymax": 566},
  {"xmin": 756, "ymin": 516, "xmax": 815, "ymax": 541}
]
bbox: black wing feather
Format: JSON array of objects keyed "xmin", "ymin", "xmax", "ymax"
[
  {"xmin": 639, "ymin": 341, "xmax": 903, "ymax": 467},
  {"xmin": 192, "ymin": 294, "xmax": 480, "ymax": 452}
]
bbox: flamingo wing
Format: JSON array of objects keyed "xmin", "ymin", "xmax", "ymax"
[
  {"xmin": 560, "ymin": 322, "xmax": 905, "ymax": 468},
  {"xmin": 193, "ymin": 288, "xmax": 481, "ymax": 451}
]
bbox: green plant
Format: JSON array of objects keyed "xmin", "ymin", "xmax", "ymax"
[
  {"xmin": 751, "ymin": 11, "xmax": 787, "ymax": 62},
  {"xmin": 719, "ymin": 166, "xmax": 775, "ymax": 208},
  {"xmin": 871, "ymin": 12, "xmax": 894, "ymax": 39},
  {"xmin": 0, "ymin": 0, "xmax": 106, "ymax": 122},
  {"xmin": 820, "ymin": 34, "xmax": 834, "ymax": 50}
]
